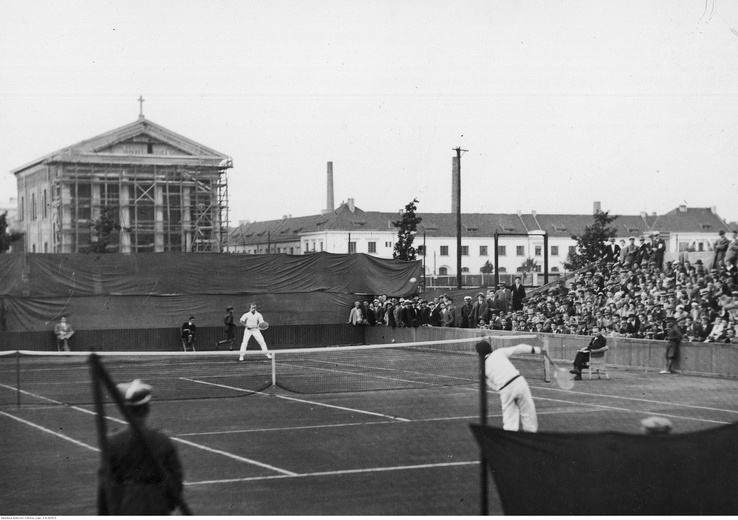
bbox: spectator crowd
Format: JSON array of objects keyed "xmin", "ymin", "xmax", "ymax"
[{"xmin": 348, "ymin": 231, "xmax": 738, "ymax": 344}]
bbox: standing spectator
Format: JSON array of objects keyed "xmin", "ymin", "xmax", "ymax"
[
  {"xmin": 347, "ymin": 301, "xmax": 364, "ymax": 325},
  {"xmin": 494, "ymin": 283, "xmax": 512, "ymax": 314},
  {"xmin": 470, "ymin": 293, "xmax": 490, "ymax": 327},
  {"xmin": 386, "ymin": 299, "xmax": 398, "ymax": 328},
  {"xmin": 602, "ymin": 237, "xmax": 621, "ymax": 264},
  {"xmin": 622, "ymin": 237, "xmax": 638, "ymax": 268},
  {"xmin": 216, "ymin": 306, "xmax": 236, "ymax": 350},
  {"xmin": 418, "ymin": 300, "xmax": 431, "ymax": 326},
  {"xmin": 660, "ymin": 317, "xmax": 682, "ymax": 374},
  {"xmin": 635, "ymin": 236, "xmax": 651, "ymax": 267},
  {"xmin": 652, "ymin": 231, "xmax": 666, "ymax": 270},
  {"xmin": 98, "ymin": 379, "xmax": 184, "ymax": 515},
  {"xmin": 180, "ymin": 316, "xmax": 196, "ymax": 352},
  {"xmin": 725, "ymin": 231, "xmax": 738, "ymax": 272},
  {"xmin": 460, "ymin": 296, "xmax": 474, "ymax": 328},
  {"xmin": 712, "ymin": 230, "xmax": 730, "ymax": 270},
  {"xmin": 363, "ymin": 301, "xmax": 376, "ymax": 326},
  {"xmin": 54, "ymin": 316, "xmax": 74, "ymax": 352},
  {"xmin": 511, "ymin": 277, "xmax": 526, "ymax": 312},
  {"xmin": 373, "ymin": 299, "xmax": 385, "ymax": 325},
  {"xmin": 428, "ymin": 301, "xmax": 442, "ymax": 327},
  {"xmin": 442, "ymin": 296, "xmax": 457, "ymax": 327}
]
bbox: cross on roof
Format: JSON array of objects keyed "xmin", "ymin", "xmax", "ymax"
[{"xmin": 138, "ymin": 95, "xmax": 145, "ymax": 118}]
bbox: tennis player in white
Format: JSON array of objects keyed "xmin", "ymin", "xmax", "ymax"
[
  {"xmin": 483, "ymin": 341, "xmax": 545, "ymax": 432},
  {"xmin": 239, "ymin": 303, "xmax": 271, "ymax": 360}
]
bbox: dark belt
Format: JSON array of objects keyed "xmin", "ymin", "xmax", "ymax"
[{"xmin": 499, "ymin": 374, "xmax": 521, "ymax": 391}]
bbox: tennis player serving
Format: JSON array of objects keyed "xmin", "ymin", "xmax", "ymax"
[
  {"xmin": 479, "ymin": 340, "xmax": 548, "ymax": 432},
  {"xmin": 238, "ymin": 303, "xmax": 271, "ymax": 361}
]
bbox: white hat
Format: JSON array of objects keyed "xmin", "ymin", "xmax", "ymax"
[{"xmin": 117, "ymin": 379, "xmax": 152, "ymax": 406}]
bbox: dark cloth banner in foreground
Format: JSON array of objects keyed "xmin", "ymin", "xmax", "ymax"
[{"xmin": 469, "ymin": 422, "xmax": 738, "ymax": 515}]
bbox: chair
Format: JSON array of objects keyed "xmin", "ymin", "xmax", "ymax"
[{"xmin": 587, "ymin": 346, "xmax": 609, "ymax": 380}]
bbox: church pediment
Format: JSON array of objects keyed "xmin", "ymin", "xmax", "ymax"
[{"xmin": 98, "ymin": 135, "xmax": 191, "ymax": 156}]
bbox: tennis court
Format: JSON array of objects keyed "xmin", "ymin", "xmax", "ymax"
[{"xmin": 2, "ymin": 337, "xmax": 738, "ymax": 516}]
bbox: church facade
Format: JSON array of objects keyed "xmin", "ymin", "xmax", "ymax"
[{"xmin": 12, "ymin": 115, "xmax": 232, "ymax": 253}]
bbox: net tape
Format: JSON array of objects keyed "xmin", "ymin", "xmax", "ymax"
[{"xmin": 0, "ymin": 335, "xmax": 542, "ymax": 406}]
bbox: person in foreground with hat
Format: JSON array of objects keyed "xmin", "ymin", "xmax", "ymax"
[
  {"xmin": 660, "ymin": 316, "xmax": 682, "ymax": 374},
  {"xmin": 98, "ymin": 379, "xmax": 184, "ymax": 515},
  {"xmin": 217, "ymin": 306, "xmax": 236, "ymax": 350},
  {"xmin": 478, "ymin": 339, "xmax": 548, "ymax": 432}
]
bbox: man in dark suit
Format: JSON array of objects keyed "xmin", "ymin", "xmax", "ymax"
[
  {"xmin": 511, "ymin": 277, "xmax": 526, "ymax": 312},
  {"xmin": 460, "ymin": 296, "xmax": 475, "ymax": 328},
  {"xmin": 635, "ymin": 236, "xmax": 651, "ymax": 266},
  {"xmin": 570, "ymin": 326, "xmax": 607, "ymax": 380},
  {"xmin": 180, "ymin": 316, "xmax": 196, "ymax": 352},
  {"xmin": 602, "ymin": 237, "xmax": 621, "ymax": 264},
  {"xmin": 442, "ymin": 295, "xmax": 458, "ymax": 327},
  {"xmin": 652, "ymin": 231, "xmax": 666, "ymax": 270}
]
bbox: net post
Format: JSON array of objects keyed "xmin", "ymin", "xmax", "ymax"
[
  {"xmin": 542, "ymin": 335, "xmax": 551, "ymax": 383},
  {"xmin": 476, "ymin": 339, "xmax": 492, "ymax": 516},
  {"xmin": 271, "ymin": 353, "xmax": 276, "ymax": 387},
  {"xmin": 15, "ymin": 350, "xmax": 21, "ymax": 409},
  {"xmin": 89, "ymin": 353, "xmax": 113, "ymax": 514}
]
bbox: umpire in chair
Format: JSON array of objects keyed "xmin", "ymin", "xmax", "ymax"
[{"xmin": 570, "ymin": 326, "xmax": 607, "ymax": 380}]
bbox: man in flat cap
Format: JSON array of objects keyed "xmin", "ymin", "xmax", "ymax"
[
  {"xmin": 217, "ymin": 306, "xmax": 236, "ymax": 350},
  {"xmin": 98, "ymin": 379, "xmax": 184, "ymax": 515}
]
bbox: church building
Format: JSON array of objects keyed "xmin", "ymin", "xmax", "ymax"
[{"xmin": 12, "ymin": 110, "xmax": 232, "ymax": 253}]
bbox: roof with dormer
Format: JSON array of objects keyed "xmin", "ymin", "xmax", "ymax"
[
  {"xmin": 12, "ymin": 117, "xmax": 231, "ymax": 174},
  {"xmin": 229, "ymin": 203, "xmax": 733, "ymax": 246}
]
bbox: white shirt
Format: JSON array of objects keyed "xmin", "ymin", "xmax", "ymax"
[
  {"xmin": 485, "ymin": 344, "xmax": 539, "ymax": 391},
  {"xmin": 240, "ymin": 310, "xmax": 264, "ymax": 329}
]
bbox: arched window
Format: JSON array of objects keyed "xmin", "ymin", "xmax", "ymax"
[
  {"xmin": 439, "ymin": 267, "xmax": 448, "ymax": 275},
  {"xmin": 498, "ymin": 267, "xmax": 507, "ymax": 273},
  {"xmin": 551, "ymin": 267, "xmax": 560, "ymax": 272},
  {"xmin": 461, "ymin": 267, "xmax": 470, "ymax": 273}
]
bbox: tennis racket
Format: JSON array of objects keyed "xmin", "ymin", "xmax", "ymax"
[
  {"xmin": 544, "ymin": 351, "xmax": 575, "ymax": 390},
  {"xmin": 258, "ymin": 321, "xmax": 269, "ymax": 331}
]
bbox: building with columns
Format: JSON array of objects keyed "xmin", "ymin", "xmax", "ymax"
[{"xmin": 12, "ymin": 115, "xmax": 232, "ymax": 253}]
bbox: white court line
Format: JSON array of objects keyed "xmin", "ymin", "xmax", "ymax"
[
  {"xmin": 0, "ymin": 410, "xmax": 99, "ymax": 452},
  {"xmin": 182, "ymin": 377, "xmax": 411, "ymax": 422},
  {"xmin": 304, "ymin": 358, "xmax": 474, "ymax": 383},
  {"xmin": 527, "ymin": 382, "xmax": 738, "ymax": 415},
  {"xmin": 276, "ymin": 394, "xmax": 411, "ymax": 422},
  {"xmin": 186, "ymin": 460, "xmax": 478, "ymax": 486},
  {"xmin": 172, "ymin": 437, "xmax": 297, "ymax": 476},
  {"xmin": 275, "ymin": 361, "xmax": 445, "ymax": 387},
  {"xmin": 532, "ymin": 395, "xmax": 730, "ymax": 425}
]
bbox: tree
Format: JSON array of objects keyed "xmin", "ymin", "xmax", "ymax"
[
  {"xmin": 517, "ymin": 257, "xmax": 539, "ymax": 284},
  {"xmin": 392, "ymin": 198, "xmax": 422, "ymax": 261},
  {"xmin": 0, "ymin": 212, "xmax": 23, "ymax": 253},
  {"xmin": 563, "ymin": 210, "xmax": 618, "ymax": 271},
  {"xmin": 479, "ymin": 260, "xmax": 495, "ymax": 274},
  {"xmin": 89, "ymin": 206, "xmax": 121, "ymax": 253}
]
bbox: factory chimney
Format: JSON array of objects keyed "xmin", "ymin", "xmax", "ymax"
[{"xmin": 326, "ymin": 161, "xmax": 335, "ymax": 213}]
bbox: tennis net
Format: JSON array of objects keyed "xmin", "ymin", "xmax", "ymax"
[{"xmin": 0, "ymin": 334, "xmax": 544, "ymax": 407}]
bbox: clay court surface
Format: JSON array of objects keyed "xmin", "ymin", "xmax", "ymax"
[{"xmin": 1, "ymin": 351, "xmax": 737, "ymax": 516}]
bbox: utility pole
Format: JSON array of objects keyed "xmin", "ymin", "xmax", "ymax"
[{"xmin": 453, "ymin": 147, "xmax": 467, "ymax": 289}]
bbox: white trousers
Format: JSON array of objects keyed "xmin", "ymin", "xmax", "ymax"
[
  {"xmin": 240, "ymin": 328, "xmax": 269, "ymax": 354},
  {"xmin": 499, "ymin": 376, "xmax": 538, "ymax": 432}
]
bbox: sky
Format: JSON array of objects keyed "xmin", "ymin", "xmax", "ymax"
[{"xmin": 1, "ymin": 0, "xmax": 738, "ymax": 225}]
